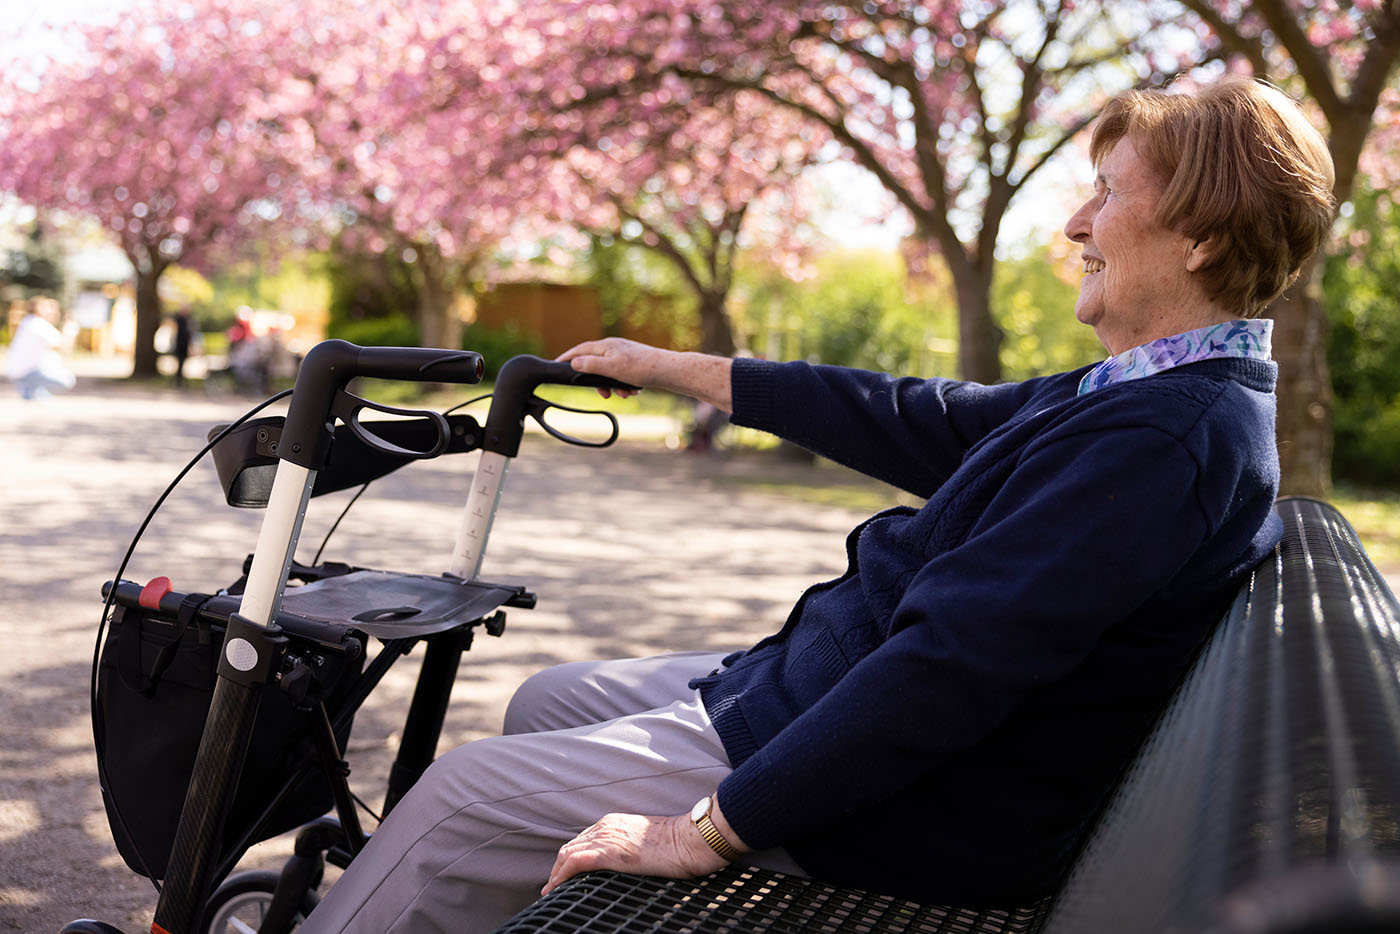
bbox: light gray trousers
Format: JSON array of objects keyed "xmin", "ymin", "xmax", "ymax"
[{"xmin": 298, "ymin": 652, "xmax": 802, "ymax": 934}]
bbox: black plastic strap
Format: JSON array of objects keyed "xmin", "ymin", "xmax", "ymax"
[
  {"xmin": 145, "ymin": 593, "xmax": 214, "ymax": 690},
  {"xmin": 116, "ymin": 592, "xmax": 214, "ymax": 697}
]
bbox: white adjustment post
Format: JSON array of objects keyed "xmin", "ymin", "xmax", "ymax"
[
  {"xmin": 449, "ymin": 450, "xmax": 510, "ymax": 580},
  {"xmin": 238, "ymin": 461, "xmax": 316, "ymax": 627}
]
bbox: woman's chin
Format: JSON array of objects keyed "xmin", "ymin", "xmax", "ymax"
[{"xmin": 1073, "ymin": 298, "xmax": 1100, "ymax": 330}]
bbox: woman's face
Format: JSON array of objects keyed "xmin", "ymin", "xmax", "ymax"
[{"xmin": 1064, "ymin": 136, "xmax": 1212, "ymax": 355}]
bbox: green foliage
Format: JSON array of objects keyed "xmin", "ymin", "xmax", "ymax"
[
  {"xmin": 992, "ymin": 245, "xmax": 1102, "ymax": 380},
  {"xmin": 330, "ymin": 313, "xmax": 420, "ymax": 348},
  {"xmin": 161, "ymin": 265, "xmax": 219, "ymax": 329},
  {"xmin": 586, "ymin": 236, "xmax": 693, "ymax": 343},
  {"xmin": 2, "ymin": 242, "xmax": 63, "ymax": 294},
  {"xmin": 198, "ymin": 252, "xmax": 333, "ymax": 333},
  {"xmin": 325, "ymin": 244, "xmax": 419, "ymax": 337},
  {"xmin": 731, "ymin": 243, "xmax": 1106, "ymax": 381},
  {"xmin": 1324, "ymin": 185, "xmax": 1400, "ymax": 488},
  {"xmin": 461, "ymin": 322, "xmax": 544, "ymax": 379},
  {"xmin": 737, "ymin": 249, "xmax": 959, "ymax": 376}
]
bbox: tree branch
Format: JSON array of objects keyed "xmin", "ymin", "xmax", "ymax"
[
  {"xmin": 1253, "ymin": 0, "xmax": 1345, "ymax": 116},
  {"xmin": 616, "ymin": 201, "xmax": 709, "ymax": 300},
  {"xmin": 675, "ymin": 68, "xmax": 936, "ymax": 233},
  {"xmin": 1348, "ymin": 2, "xmax": 1400, "ymax": 114},
  {"xmin": 1175, "ymin": 0, "xmax": 1270, "ymax": 74}
]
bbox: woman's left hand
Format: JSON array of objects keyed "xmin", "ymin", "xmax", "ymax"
[{"xmin": 542, "ymin": 812, "xmax": 729, "ymax": 895}]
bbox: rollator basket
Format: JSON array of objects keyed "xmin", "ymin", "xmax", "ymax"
[{"xmin": 95, "ymin": 589, "xmax": 364, "ymax": 879}]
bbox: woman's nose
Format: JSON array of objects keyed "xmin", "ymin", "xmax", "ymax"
[{"xmin": 1064, "ymin": 198, "xmax": 1093, "ymax": 243}]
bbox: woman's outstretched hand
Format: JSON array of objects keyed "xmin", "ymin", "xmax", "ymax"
[{"xmin": 557, "ymin": 338, "xmax": 734, "ymax": 411}]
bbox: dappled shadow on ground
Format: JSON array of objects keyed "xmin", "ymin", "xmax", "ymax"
[{"xmin": 0, "ymin": 383, "xmax": 885, "ymax": 932}]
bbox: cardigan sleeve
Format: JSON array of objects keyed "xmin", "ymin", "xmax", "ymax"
[
  {"xmin": 729, "ymin": 357, "xmax": 1066, "ymax": 497},
  {"xmin": 714, "ymin": 421, "xmax": 1216, "ymax": 851}
]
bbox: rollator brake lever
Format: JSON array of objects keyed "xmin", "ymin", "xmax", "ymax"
[
  {"xmin": 524, "ymin": 395, "xmax": 621, "ymax": 449},
  {"xmin": 329, "ymin": 389, "xmax": 451, "ymax": 460}
]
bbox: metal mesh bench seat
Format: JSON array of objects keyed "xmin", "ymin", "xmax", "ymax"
[
  {"xmin": 495, "ymin": 498, "xmax": 1400, "ymax": 934},
  {"xmin": 493, "ymin": 865, "xmax": 1050, "ymax": 934}
]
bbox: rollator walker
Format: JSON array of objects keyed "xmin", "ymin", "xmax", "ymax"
[{"xmin": 64, "ymin": 339, "xmax": 633, "ymax": 934}]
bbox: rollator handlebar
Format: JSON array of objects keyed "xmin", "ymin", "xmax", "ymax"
[
  {"xmin": 281, "ymin": 340, "xmax": 486, "ymax": 470},
  {"xmin": 484, "ymin": 355, "xmax": 637, "ymax": 457}
]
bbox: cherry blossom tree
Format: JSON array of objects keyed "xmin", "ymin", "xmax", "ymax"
[
  {"xmin": 1359, "ymin": 87, "xmax": 1400, "ymax": 192},
  {"xmin": 0, "ymin": 0, "xmax": 319, "ymax": 377},
  {"xmin": 0, "ymin": 0, "xmax": 529, "ymax": 364},
  {"xmin": 537, "ymin": 91, "xmax": 828, "ymax": 355},
  {"xmin": 497, "ymin": 0, "xmax": 1192, "ymax": 382},
  {"xmin": 283, "ymin": 0, "xmax": 528, "ymax": 352},
  {"xmin": 338, "ymin": 1, "xmax": 835, "ymax": 356},
  {"xmin": 1174, "ymin": 0, "xmax": 1400, "ymax": 495}
]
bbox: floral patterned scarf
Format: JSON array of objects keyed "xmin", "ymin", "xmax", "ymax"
[{"xmin": 1078, "ymin": 319, "xmax": 1273, "ymax": 396}]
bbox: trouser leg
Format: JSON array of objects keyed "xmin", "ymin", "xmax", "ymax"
[
  {"xmin": 502, "ymin": 651, "xmax": 729, "ymax": 735},
  {"xmin": 298, "ymin": 692, "xmax": 733, "ymax": 934},
  {"xmin": 497, "ymin": 652, "xmax": 802, "ymax": 882},
  {"xmin": 299, "ymin": 653, "xmax": 746, "ymax": 934},
  {"xmin": 16, "ymin": 368, "xmax": 74, "ymax": 398}
]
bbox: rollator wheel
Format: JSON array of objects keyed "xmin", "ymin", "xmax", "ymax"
[{"xmin": 201, "ymin": 869, "xmax": 320, "ymax": 934}]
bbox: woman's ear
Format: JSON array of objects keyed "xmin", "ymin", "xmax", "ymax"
[{"xmin": 1185, "ymin": 235, "xmax": 1214, "ymax": 272}]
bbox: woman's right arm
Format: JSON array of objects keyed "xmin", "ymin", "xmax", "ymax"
[{"xmin": 559, "ymin": 337, "xmax": 1049, "ymax": 496}]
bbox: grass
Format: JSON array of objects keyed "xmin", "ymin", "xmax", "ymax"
[{"xmin": 1330, "ymin": 484, "xmax": 1400, "ymax": 572}]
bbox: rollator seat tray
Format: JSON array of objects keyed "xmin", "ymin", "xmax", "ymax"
[{"xmin": 280, "ymin": 570, "xmax": 526, "ymax": 639}]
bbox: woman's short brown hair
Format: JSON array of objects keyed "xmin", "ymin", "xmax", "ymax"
[{"xmin": 1090, "ymin": 78, "xmax": 1336, "ymax": 317}]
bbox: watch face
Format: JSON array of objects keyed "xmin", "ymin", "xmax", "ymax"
[{"xmin": 690, "ymin": 796, "xmax": 710, "ymax": 822}]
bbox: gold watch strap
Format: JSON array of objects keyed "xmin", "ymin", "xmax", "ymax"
[{"xmin": 694, "ymin": 806, "xmax": 742, "ymax": 862}]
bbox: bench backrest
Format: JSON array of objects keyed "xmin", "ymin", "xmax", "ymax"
[{"xmin": 1043, "ymin": 497, "xmax": 1400, "ymax": 933}]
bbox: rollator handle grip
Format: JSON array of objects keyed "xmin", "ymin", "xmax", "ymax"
[
  {"xmin": 484, "ymin": 355, "xmax": 638, "ymax": 457},
  {"xmin": 348, "ymin": 343, "xmax": 486, "ymax": 385}
]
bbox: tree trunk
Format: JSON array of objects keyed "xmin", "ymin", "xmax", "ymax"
[
  {"xmin": 414, "ymin": 251, "xmax": 461, "ymax": 351},
  {"xmin": 697, "ymin": 292, "xmax": 737, "ymax": 357},
  {"xmin": 951, "ymin": 267, "xmax": 1003, "ymax": 384},
  {"xmin": 416, "ymin": 274, "xmax": 458, "ymax": 350},
  {"xmin": 131, "ymin": 267, "xmax": 164, "ymax": 379},
  {"xmin": 1270, "ymin": 264, "xmax": 1332, "ymax": 496}
]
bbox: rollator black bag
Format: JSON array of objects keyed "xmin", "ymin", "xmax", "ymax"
[{"xmin": 94, "ymin": 595, "xmax": 363, "ymax": 879}]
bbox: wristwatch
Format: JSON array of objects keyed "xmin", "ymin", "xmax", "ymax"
[{"xmin": 690, "ymin": 795, "xmax": 742, "ymax": 862}]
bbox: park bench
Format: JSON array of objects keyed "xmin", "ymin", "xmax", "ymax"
[{"xmin": 493, "ymin": 496, "xmax": 1400, "ymax": 934}]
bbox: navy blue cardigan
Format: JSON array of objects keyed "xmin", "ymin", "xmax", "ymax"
[{"xmin": 693, "ymin": 355, "xmax": 1281, "ymax": 905}]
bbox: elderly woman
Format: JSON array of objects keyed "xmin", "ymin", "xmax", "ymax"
[{"xmin": 301, "ymin": 77, "xmax": 1336, "ymax": 933}]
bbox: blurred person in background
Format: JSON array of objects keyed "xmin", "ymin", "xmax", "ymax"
[
  {"xmin": 6, "ymin": 297, "xmax": 75, "ymax": 400},
  {"xmin": 170, "ymin": 308, "xmax": 197, "ymax": 388}
]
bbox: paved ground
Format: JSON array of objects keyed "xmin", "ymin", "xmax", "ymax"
[{"xmin": 0, "ymin": 361, "xmax": 887, "ymax": 933}]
